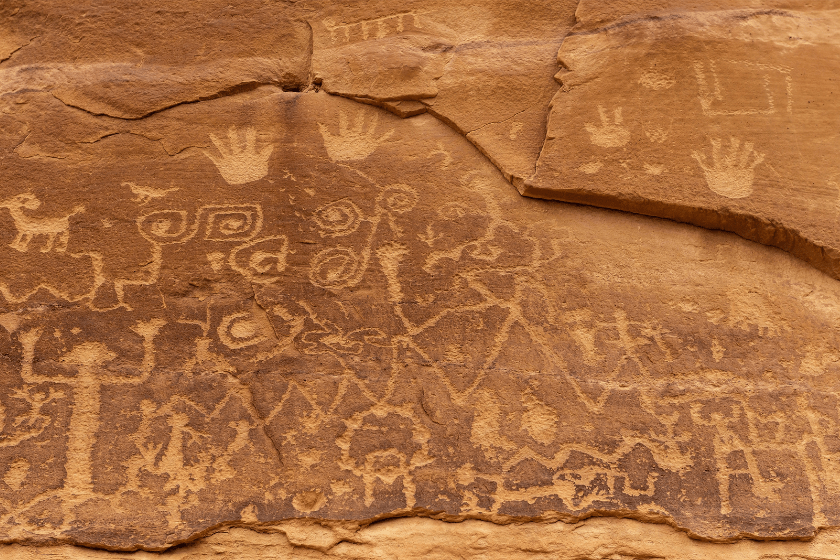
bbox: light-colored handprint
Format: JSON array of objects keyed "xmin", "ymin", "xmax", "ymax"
[
  {"xmin": 318, "ymin": 110, "xmax": 395, "ymax": 162},
  {"xmin": 203, "ymin": 126, "xmax": 274, "ymax": 185},
  {"xmin": 584, "ymin": 105, "xmax": 630, "ymax": 148},
  {"xmin": 691, "ymin": 137, "xmax": 765, "ymax": 199}
]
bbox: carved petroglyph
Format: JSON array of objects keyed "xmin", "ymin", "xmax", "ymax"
[
  {"xmin": 639, "ymin": 70, "xmax": 676, "ymax": 90},
  {"xmin": 318, "ymin": 110, "xmax": 395, "ymax": 162},
  {"xmin": 218, "ymin": 311, "xmax": 270, "ymax": 349},
  {"xmin": 18, "ymin": 319, "xmax": 164, "ymax": 500},
  {"xmin": 229, "ymin": 236, "xmax": 289, "ymax": 284},
  {"xmin": 323, "ymin": 12, "xmax": 424, "ymax": 45},
  {"xmin": 578, "ymin": 161, "xmax": 603, "ymax": 174},
  {"xmin": 694, "ymin": 60, "xmax": 793, "ymax": 117},
  {"xmin": 336, "ymin": 404, "xmax": 432, "ymax": 508},
  {"xmin": 138, "ymin": 205, "xmax": 263, "ymax": 245},
  {"xmin": 0, "ymin": 89, "xmax": 838, "ymax": 549},
  {"xmin": 644, "ymin": 126, "xmax": 668, "ymax": 144},
  {"xmin": 314, "ymin": 199, "xmax": 363, "ymax": 237},
  {"xmin": 584, "ymin": 106, "xmax": 630, "ymax": 148},
  {"xmin": 0, "ymin": 194, "xmax": 84, "ymax": 253},
  {"xmin": 124, "ymin": 182, "xmax": 179, "ymax": 204},
  {"xmin": 308, "ymin": 184, "xmax": 416, "ymax": 290},
  {"xmin": 205, "ymin": 207, "xmax": 263, "ymax": 241},
  {"xmin": 203, "ymin": 126, "xmax": 274, "ymax": 185},
  {"xmin": 692, "ymin": 138, "xmax": 765, "ymax": 199},
  {"xmin": 309, "ymin": 247, "xmax": 365, "ymax": 289}
]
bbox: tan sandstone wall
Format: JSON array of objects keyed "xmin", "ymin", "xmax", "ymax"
[{"xmin": 0, "ymin": 0, "xmax": 838, "ymax": 557}]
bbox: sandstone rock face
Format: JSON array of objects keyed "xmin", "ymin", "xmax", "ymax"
[
  {"xmin": 526, "ymin": 7, "xmax": 840, "ymax": 279},
  {"xmin": 0, "ymin": 0, "xmax": 838, "ymax": 556}
]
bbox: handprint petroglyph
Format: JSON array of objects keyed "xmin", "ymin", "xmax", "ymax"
[
  {"xmin": 692, "ymin": 137, "xmax": 765, "ymax": 199},
  {"xmin": 0, "ymin": 193, "xmax": 84, "ymax": 253},
  {"xmin": 318, "ymin": 110, "xmax": 395, "ymax": 162},
  {"xmin": 584, "ymin": 106, "xmax": 630, "ymax": 148},
  {"xmin": 203, "ymin": 126, "xmax": 274, "ymax": 185}
]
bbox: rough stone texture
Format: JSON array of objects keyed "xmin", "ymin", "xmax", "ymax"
[
  {"xmin": 0, "ymin": 0, "xmax": 839, "ymax": 555},
  {"xmin": 6, "ymin": 518, "xmax": 840, "ymax": 559}
]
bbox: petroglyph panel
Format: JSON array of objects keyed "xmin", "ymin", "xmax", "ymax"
[
  {"xmin": 526, "ymin": 9, "xmax": 840, "ymax": 280},
  {"xmin": 0, "ymin": 85, "xmax": 840, "ymax": 550}
]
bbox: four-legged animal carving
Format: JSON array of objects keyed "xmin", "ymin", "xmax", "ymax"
[{"xmin": 0, "ymin": 193, "xmax": 84, "ymax": 253}]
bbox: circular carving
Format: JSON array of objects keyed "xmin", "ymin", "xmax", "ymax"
[
  {"xmin": 377, "ymin": 184, "xmax": 418, "ymax": 214},
  {"xmin": 314, "ymin": 199, "xmax": 362, "ymax": 236},
  {"xmin": 309, "ymin": 246, "xmax": 361, "ymax": 289}
]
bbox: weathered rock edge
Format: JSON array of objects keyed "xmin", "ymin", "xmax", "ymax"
[{"xmin": 4, "ymin": 517, "xmax": 840, "ymax": 558}]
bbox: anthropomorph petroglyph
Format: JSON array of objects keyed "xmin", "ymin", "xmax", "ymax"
[{"xmin": 17, "ymin": 319, "xmax": 164, "ymax": 498}]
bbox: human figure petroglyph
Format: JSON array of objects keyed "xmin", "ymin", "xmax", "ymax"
[
  {"xmin": 318, "ymin": 110, "xmax": 395, "ymax": 162},
  {"xmin": 0, "ymin": 308, "xmax": 281, "ymax": 532},
  {"xmin": 0, "ymin": 376, "xmax": 64, "ymax": 450},
  {"xmin": 336, "ymin": 403, "xmax": 432, "ymax": 508},
  {"xmin": 123, "ymin": 395, "xmax": 268, "ymax": 529},
  {"xmin": 692, "ymin": 137, "xmax": 765, "ymax": 198},
  {"xmin": 0, "ymin": 193, "xmax": 84, "ymax": 253},
  {"xmin": 203, "ymin": 126, "xmax": 274, "ymax": 185},
  {"xmin": 584, "ymin": 106, "xmax": 630, "ymax": 148},
  {"xmin": 17, "ymin": 319, "xmax": 165, "ymax": 497}
]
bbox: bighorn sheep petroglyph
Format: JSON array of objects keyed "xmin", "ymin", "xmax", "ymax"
[{"xmin": 0, "ymin": 193, "xmax": 84, "ymax": 253}]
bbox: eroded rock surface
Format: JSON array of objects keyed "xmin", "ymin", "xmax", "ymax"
[
  {"xmin": 6, "ymin": 518, "xmax": 840, "ymax": 559},
  {"xmin": 0, "ymin": 0, "xmax": 838, "ymax": 554}
]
